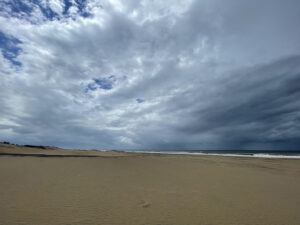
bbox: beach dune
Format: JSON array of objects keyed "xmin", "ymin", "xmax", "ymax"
[{"xmin": 0, "ymin": 143, "xmax": 300, "ymax": 225}]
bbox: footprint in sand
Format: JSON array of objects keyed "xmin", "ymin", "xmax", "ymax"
[{"xmin": 139, "ymin": 200, "xmax": 151, "ymax": 208}]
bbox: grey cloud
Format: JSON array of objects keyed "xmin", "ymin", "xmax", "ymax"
[
  {"xmin": 0, "ymin": 0, "xmax": 300, "ymax": 150},
  {"xmin": 145, "ymin": 56, "xmax": 300, "ymax": 150}
]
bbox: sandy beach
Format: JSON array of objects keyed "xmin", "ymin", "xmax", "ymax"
[{"xmin": 0, "ymin": 143, "xmax": 300, "ymax": 225}]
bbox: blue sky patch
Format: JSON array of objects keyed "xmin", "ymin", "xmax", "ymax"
[
  {"xmin": 62, "ymin": 0, "xmax": 92, "ymax": 18},
  {"xmin": 73, "ymin": 0, "xmax": 92, "ymax": 17},
  {"xmin": 63, "ymin": 0, "xmax": 73, "ymax": 14},
  {"xmin": 85, "ymin": 76, "xmax": 116, "ymax": 92},
  {"xmin": 94, "ymin": 78, "xmax": 113, "ymax": 90},
  {"xmin": 0, "ymin": 0, "xmax": 33, "ymax": 17},
  {"xmin": 0, "ymin": 31, "xmax": 22, "ymax": 66},
  {"xmin": 0, "ymin": 0, "xmax": 91, "ymax": 22},
  {"xmin": 136, "ymin": 98, "xmax": 145, "ymax": 103}
]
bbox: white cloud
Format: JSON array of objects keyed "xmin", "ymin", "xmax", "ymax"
[{"xmin": 49, "ymin": 0, "xmax": 65, "ymax": 15}]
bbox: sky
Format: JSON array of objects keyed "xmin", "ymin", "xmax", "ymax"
[{"xmin": 0, "ymin": 0, "xmax": 300, "ymax": 150}]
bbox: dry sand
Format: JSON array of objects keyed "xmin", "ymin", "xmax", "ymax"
[{"xmin": 0, "ymin": 143, "xmax": 300, "ymax": 225}]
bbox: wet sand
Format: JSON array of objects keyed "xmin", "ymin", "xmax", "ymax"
[{"xmin": 0, "ymin": 144, "xmax": 300, "ymax": 225}]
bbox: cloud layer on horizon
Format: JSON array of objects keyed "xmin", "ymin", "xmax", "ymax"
[{"xmin": 0, "ymin": 0, "xmax": 300, "ymax": 150}]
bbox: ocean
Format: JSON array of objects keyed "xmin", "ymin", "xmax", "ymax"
[{"xmin": 129, "ymin": 150, "xmax": 300, "ymax": 159}]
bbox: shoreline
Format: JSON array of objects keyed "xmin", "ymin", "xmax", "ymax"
[{"xmin": 1, "ymin": 143, "xmax": 300, "ymax": 159}]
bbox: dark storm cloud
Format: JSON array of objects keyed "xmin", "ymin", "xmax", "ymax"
[
  {"xmin": 172, "ymin": 56, "xmax": 300, "ymax": 150},
  {"xmin": 0, "ymin": 0, "xmax": 300, "ymax": 149},
  {"xmin": 124, "ymin": 56, "xmax": 300, "ymax": 150}
]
